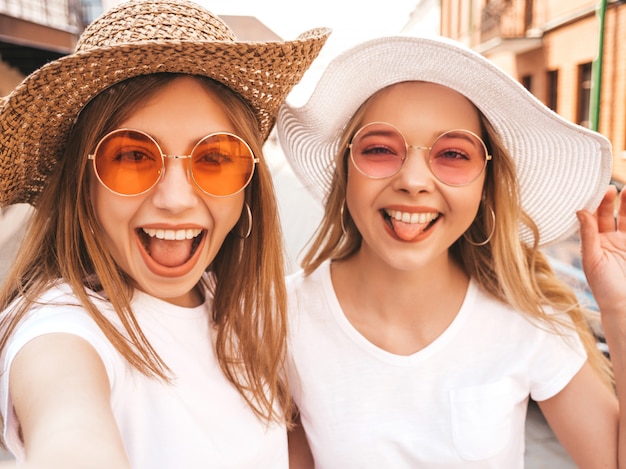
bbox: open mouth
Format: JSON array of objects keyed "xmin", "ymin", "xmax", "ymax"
[
  {"xmin": 138, "ymin": 227, "xmax": 205, "ymax": 268},
  {"xmin": 383, "ymin": 209, "xmax": 439, "ymax": 241}
]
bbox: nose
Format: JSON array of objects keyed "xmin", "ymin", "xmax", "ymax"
[
  {"xmin": 391, "ymin": 146, "xmax": 435, "ymax": 193},
  {"xmin": 150, "ymin": 157, "xmax": 199, "ymax": 212}
]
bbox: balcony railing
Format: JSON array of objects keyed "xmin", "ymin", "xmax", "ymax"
[
  {"xmin": 0, "ymin": 0, "xmax": 85, "ymax": 31},
  {"xmin": 481, "ymin": 0, "xmax": 533, "ymax": 42}
]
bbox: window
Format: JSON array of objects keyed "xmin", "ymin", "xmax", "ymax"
[
  {"xmin": 577, "ymin": 62, "xmax": 592, "ymax": 128},
  {"xmin": 547, "ymin": 70, "xmax": 558, "ymax": 112},
  {"xmin": 521, "ymin": 75, "xmax": 532, "ymax": 93}
]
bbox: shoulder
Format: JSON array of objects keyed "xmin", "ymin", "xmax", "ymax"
[
  {"xmin": 285, "ymin": 262, "xmax": 333, "ymax": 316},
  {"xmin": 469, "ymin": 280, "xmax": 579, "ymax": 339},
  {"xmin": 286, "ymin": 260, "xmax": 330, "ymax": 292},
  {"xmin": 469, "ymin": 282, "xmax": 587, "ymax": 381},
  {"xmin": 2, "ymin": 282, "xmax": 116, "ymax": 374},
  {"xmin": 9, "ymin": 282, "xmax": 106, "ymax": 330}
]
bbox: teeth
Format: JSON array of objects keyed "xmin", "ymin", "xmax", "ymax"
[
  {"xmin": 385, "ymin": 209, "xmax": 437, "ymax": 224},
  {"xmin": 142, "ymin": 228, "xmax": 202, "ymax": 240}
]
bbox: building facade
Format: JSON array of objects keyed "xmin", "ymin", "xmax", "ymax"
[
  {"xmin": 0, "ymin": 0, "xmax": 106, "ymax": 94},
  {"xmin": 440, "ymin": 0, "xmax": 626, "ymax": 184},
  {"xmin": 0, "ymin": 0, "xmax": 283, "ymax": 95}
]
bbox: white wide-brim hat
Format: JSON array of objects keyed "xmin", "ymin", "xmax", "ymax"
[{"xmin": 277, "ymin": 35, "xmax": 613, "ymax": 246}]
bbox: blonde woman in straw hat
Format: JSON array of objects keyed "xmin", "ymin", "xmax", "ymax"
[
  {"xmin": 278, "ymin": 36, "xmax": 623, "ymax": 467},
  {"xmin": 0, "ymin": 0, "xmax": 329, "ymax": 467}
]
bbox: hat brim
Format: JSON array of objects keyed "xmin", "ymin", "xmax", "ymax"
[
  {"xmin": 0, "ymin": 28, "xmax": 330, "ymax": 206},
  {"xmin": 277, "ymin": 35, "xmax": 612, "ymax": 246}
]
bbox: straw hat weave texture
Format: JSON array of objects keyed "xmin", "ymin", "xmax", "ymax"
[{"xmin": 0, "ymin": 0, "xmax": 330, "ymax": 207}]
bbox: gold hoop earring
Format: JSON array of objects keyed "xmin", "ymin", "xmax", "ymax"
[
  {"xmin": 340, "ymin": 200, "xmax": 348, "ymax": 236},
  {"xmin": 239, "ymin": 203, "xmax": 252, "ymax": 239},
  {"xmin": 463, "ymin": 203, "xmax": 495, "ymax": 246}
]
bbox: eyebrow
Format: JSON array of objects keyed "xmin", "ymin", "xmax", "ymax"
[
  {"xmin": 435, "ymin": 130, "xmax": 482, "ymax": 147},
  {"xmin": 361, "ymin": 128, "xmax": 399, "ymax": 139},
  {"xmin": 354, "ymin": 124, "xmax": 483, "ymax": 149}
]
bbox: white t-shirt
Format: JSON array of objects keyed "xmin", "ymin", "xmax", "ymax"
[
  {"xmin": 287, "ymin": 260, "xmax": 586, "ymax": 468},
  {"xmin": 0, "ymin": 281, "xmax": 287, "ymax": 468}
]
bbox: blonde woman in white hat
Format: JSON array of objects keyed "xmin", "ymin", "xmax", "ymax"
[
  {"xmin": 278, "ymin": 36, "xmax": 621, "ymax": 467},
  {"xmin": 0, "ymin": 0, "xmax": 329, "ymax": 467}
]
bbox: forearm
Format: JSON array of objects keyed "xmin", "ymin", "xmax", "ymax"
[{"xmin": 602, "ymin": 314, "xmax": 626, "ymax": 469}]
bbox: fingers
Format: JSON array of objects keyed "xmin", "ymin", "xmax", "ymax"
[
  {"xmin": 578, "ymin": 209, "xmax": 599, "ymax": 268},
  {"xmin": 596, "ymin": 185, "xmax": 618, "ymax": 232},
  {"xmin": 577, "ymin": 186, "xmax": 617, "ymax": 268},
  {"xmin": 618, "ymin": 186, "xmax": 626, "ymax": 232}
]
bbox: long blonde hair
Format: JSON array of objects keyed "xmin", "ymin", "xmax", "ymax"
[
  {"xmin": 301, "ymin": 84, "xmax": 613, "ymax": 389},
  {"xmin": 0, "ymin": 74, "xmax": 291, "ymax": 432}
]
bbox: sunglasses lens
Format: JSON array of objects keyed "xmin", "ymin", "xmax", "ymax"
[
  {"xmin": 93, "ymin": 130, "xmax": 162, "ymax": 195},
  {"xmin": 429, "ymin": 130, "xmax": 488, "ymax": 186},
  {"xmin": 92, "ymin": 131, "xmax": 256, "ymax": 197},
  {"xmin": 350, "ymin": 123, "xmax": 406, "ymax": 178},
  {"xmin": 191, "ymin": 134, "xmax": 255, "ymax": 196},
  {"xmin": 350, "ymin": 123, "xmax": 488, "ymax": 186}
]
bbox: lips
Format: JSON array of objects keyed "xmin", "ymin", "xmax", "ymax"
[
  {"xmin": 136, "ymin": 227, "xmax": 205, "ymax": 276},
  {"xmin": 383, "ymin": 209, "xmax": 439, "ymax": 241}
]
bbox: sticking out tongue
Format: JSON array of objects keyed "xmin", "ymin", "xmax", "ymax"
[
  {"xmin": 147, "ymin": 238, "xmax": 193, "ymax": 267},
  {"xmin": 390, "ymin": 218, "xmax": 430, "ymax": 241}
]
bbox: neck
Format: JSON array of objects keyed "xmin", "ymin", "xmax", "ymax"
[{"xmin": 330, "ymin": 249, "xmax": 470, "ymax": 354}]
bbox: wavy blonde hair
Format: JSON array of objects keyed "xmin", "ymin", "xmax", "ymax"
[
  {"xmin": 301, "ymin": 84, "xmax": 613, "ymax": 389},
  {"xmin": 0, "ymin": 74, "xmax": 291, "ymax": 439}
]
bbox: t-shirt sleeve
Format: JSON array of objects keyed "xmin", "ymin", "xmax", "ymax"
[
  {"xmin": 528, "ymin": 313, "xmax": 588, "ymax": 402},
  {"xmin": 0, "ymin": 297, "xmax": 116, "ymax": 460}
]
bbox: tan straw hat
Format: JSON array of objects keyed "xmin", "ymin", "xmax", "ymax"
[
  {"xmin": 0, "ymin": 0, "xmax": 330, "ymax": 207},
  {"xmin": 277, "ymin": 35, "xmax": 613, "ymax": 246}
]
